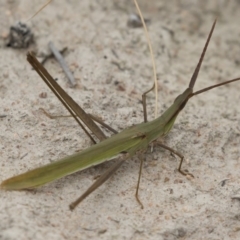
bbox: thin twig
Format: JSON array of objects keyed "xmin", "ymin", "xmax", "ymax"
[
  {"xmin": 41, "ymin": 47, "xmax": 67, "ymax": 66},
  {"xmin": 48, "ymin": 41, "xmax": 76, "ymax": 87}
]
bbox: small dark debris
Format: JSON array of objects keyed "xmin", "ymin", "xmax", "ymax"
[
  {"xmin": 98, "ymin": 229, "xmax": 107, "ymax": 234},
  {"xmin": 163, "ymin": 227, "xmax": 187, "ymax": 239},
  {"xmin": 39, "ymin": 92, "xmax": 47, "ymax": 98},
  {"xmin": 127, "ymin": 13, "xmax": 150, "ymax": 28},
  {"xmin": 117, "ymin": 84, "xmax": 126, "ymax": 91},
  {"xmin": 208, "ymin": 228, "xmax": 214, "ymax": 234},
  {"xmin": 219, "ymin": 178, "xmax": 229, "ymax": 187},
  {"xmin": 6, "ymin": 21, "xmax": 34, "ymax": 48},
  {"xmin": 231, "ymin": 195, "xmax": 240, "ymax": 201},
  {"xmin": 164, "ymin": 177, "xmax": 170, "ymax": 183},
  {"xmin": 20, "ymin": 153, "xmax": 28, "ymax": 160},
  {"xmin": 174, "ymin": 227, "xmax": 187, "ymax": 238},
  {"xmin": 114, "ymin": 80, "xmax": 126, "ymax": 91},
  {"xmin": 234, "ymin": 214, "xmax": 240, "ymax": 221}
]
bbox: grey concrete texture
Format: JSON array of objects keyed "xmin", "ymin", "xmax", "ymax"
[{"xmin": 1, "ymin": 0, "xmax": 240, "ymax": 239}]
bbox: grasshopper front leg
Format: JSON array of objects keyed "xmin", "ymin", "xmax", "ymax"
[{"xmin": 155, "ymin": 141, "xmax": 194, "ymax": 178}]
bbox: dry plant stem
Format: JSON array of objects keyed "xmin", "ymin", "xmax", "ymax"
[
  {"xmin": 48, "ymin": 41, "xmax": 76, "ymax": 87},
  {"xmin": 25, "ymin": 0, "xmax": 52, "ymax": 22},
  {"xmin": 133, "ymin": 0, "xmax": 159, "ymax": 118},
  {"xmin": 41, "ymin": 47, "xmax": 68, "ymax": 66}
]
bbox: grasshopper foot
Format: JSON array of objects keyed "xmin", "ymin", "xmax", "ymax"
[{"xmin": 178, "ymin": 168, "xmax": 194, "ymax": 178}]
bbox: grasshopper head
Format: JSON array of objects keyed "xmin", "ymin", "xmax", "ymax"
[{"xmin": 174, "ymin": 87, "xmax": 193, "ymax": 112}]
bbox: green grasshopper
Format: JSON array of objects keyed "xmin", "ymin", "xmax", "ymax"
[{"xmin": 1, "ymin": 20, "xmax": 240, "ymax": 210}]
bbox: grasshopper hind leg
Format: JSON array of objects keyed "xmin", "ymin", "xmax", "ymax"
[{"xmin": 155, "ymin": 141, "xmax": 194, "ymax": 178}]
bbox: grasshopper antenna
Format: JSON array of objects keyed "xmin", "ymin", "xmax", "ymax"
[
  {"xmin": 191, "ymin": 77, "xmax": 240, "ymax": 96},
  {"xmin": 189, "ymin": 19, "xmax": 217, "ymax": 89},
  {"xmin": 188, "ymin": 19, "xmax": 240, "ymax": 97}
]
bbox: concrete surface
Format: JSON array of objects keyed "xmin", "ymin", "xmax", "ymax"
[{"xmin": 1, "ymin": 0, "xmax": 240, "ymax": 239}]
